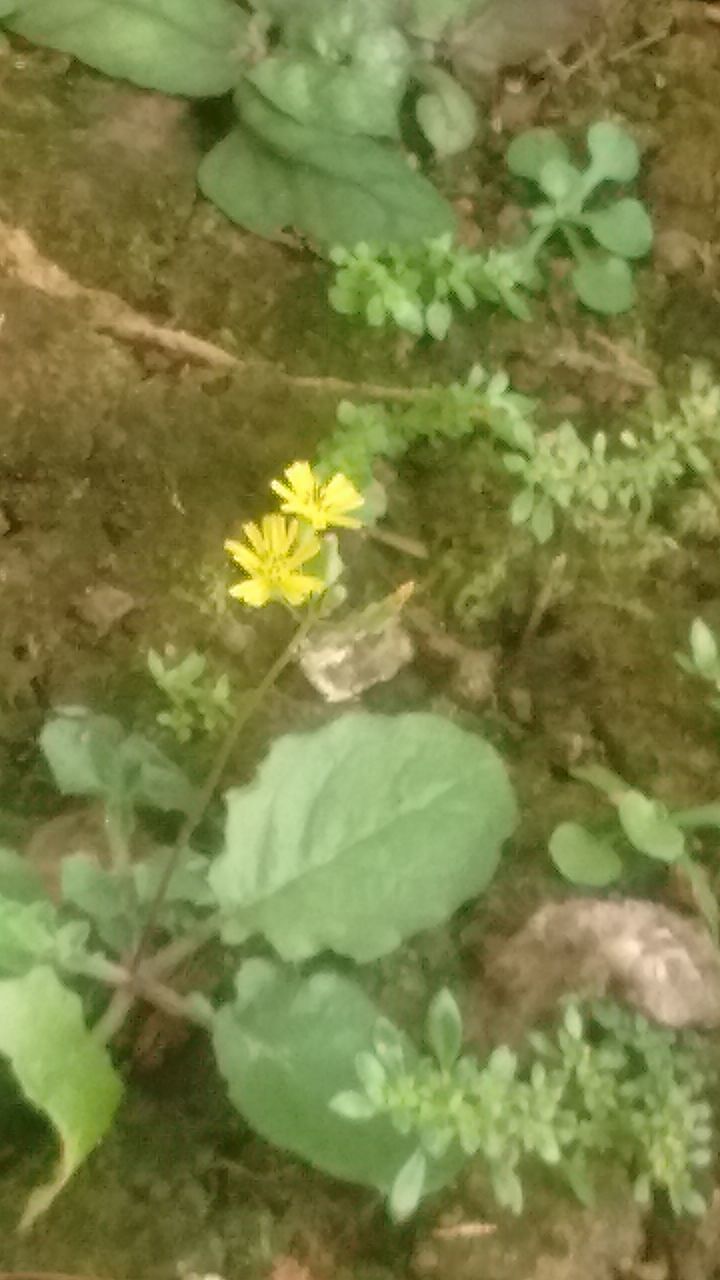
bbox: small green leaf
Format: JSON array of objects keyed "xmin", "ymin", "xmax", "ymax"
[
  {"xmin": 425, "ymin": 298, "xmax": 453, "ymax": 339},
  {"xmin": 549, "ymin": 822, "xmax": 623, "ymax": 887},
  {"xmin": 61, "ymin": 856, "xmax": 136, "ymax": 953},
  {"xmin": 539, "ymin": 157, "xmax": 584, "ymax": 204},
  {"xmin": 571, "ymin": 256, "xmax": 635, "ymax": 315},
  {"xmin": 0, "ymin": 966, "xmax": 122, "ymax": 1229},
  {"xmin": 0, "ymin": 897, "xmax": 59, "ymax": 976},
  {"xmin": 571, "ymin": 764, "xmax": 629, "ymax": 801},
  {"xmin": 506, "ymin": 128, "xmax": 570, "ymax": 182},
  {"xmin": 586, "ymin": 121, "xmax": 639, "ymax": 183},
  {"xmin": 678, "ymin": 856, "xmax": 719, "ymax": 941},
  {"xmin": 406, "ymin": 0, "xmax": 476, "ymax": 40},
  {"xmin": 617, "ymin": 790, "xmax": 686, "ymax": 862},
  {"xmin": 531, "ymin": 497, "xmax": 555, "ymax": 543},
  {"xmin": 582, "ymin": 199, "xmax": 652, "ymax": 259},
  {"xmin": 389, "ymin": 1150, "xmax": 427, "ymax": 1221},
  {"xmin": 426, "ymin": 988, "xmax": 463, "ymax": 1069},
  {"xmin": 415, "ymin": 68, "xmax": 478, "ymax": 158},
  {"xmin": 5, "ymin": 0, "xmax": 250, "ymax": 96},
  {"xmin": 330, "ymin": 1090, "xmax": 378, "ymax": 1120}
]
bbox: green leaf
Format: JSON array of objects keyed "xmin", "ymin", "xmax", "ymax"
[
  {"xmin": 538, "ymin": 157, "xmax": 584, "ymax": 205},
  {"xmin": 426, "ymin": 988, "xmax": 463, "ymax": 1069},
  {"xmin": 549, "ymin": 822, "xmax": 623, "ymax": 887},
  {"xmin": 506, "ymin": 128, "xmax": 570, "ymax": 182},
  {"xmin": 617, "ymin": 790, "xmax": 686, "ymax": 862},
  {"xmin": 212, "ymin": 962, "xmax": 454, "ymax": 1193},
  {"xmin": 4, "ymin": 0, "xmax": 250, "ymax": 96},
  {"xmin": 245, "ymin": 55, "xmax": 405, "ymax": 139},
  {"xmin": 61, "ymin": 856, "xmax": 136, "ymax": 953},
  {"xmin": 679, "ymin": 856, "xmax": 719, "ymax": 941},
  {"xmin": 210, "ymin": 712, "xmax": 516, "ymax": 962},
  {"xmin": 690, "ymin": 618, "xmax": 719, "ymax": 673},
  {"xmin": 0, "ymin": 966, "xmax": 122, "ymax": 1229},
  {"xmin": 582, "ymin": 199, "xmax": 652, "ymax": 259},
  {"xmin": 586, "ymin": 121, "xmax": 639, "ymax": 184},
  {"xmin": 0, "ymin": 0, "xmax": 18, "ymax": 14},
  {"xmin": 41, "ymin": 709, "xmax": 196, "ymax": 815},
  {"xmin": 571, "ymin": 763, "xmax": 629, "ymax": 801},
  {"xmin": 415, "ymin": 68, "xmax": 478, "ymax": 158},
  {"xmin": 571, "ymin": 256, "xmax": 635, "ymax": 315},
  {"xmin": 389, "ymin": 1150, "xmax": 427, "ymax": 1221},
  {"xmin": 0, "ymin": 897, "xmax": 59, "ymax": 976},
  {"xmin": 214, "ymin": 86, "xmax": 455, "ymax": 246}
]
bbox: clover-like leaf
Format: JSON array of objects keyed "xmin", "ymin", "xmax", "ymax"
[
  {"xmin": 571, "ymin": 255, "xmax": 635, "ymax": 314},
  {"xmin": 549, "ymin": 822, "xmax": 623, "ymax": 887},
  {"xmin": 210, "ymin": 711, "xmax": 516, "ymax": 962},
  {"xmin": 389, "ymin": 1149, "xmax": 427, "ymax": 1221},
  {"xmin": 4, "ymin": 0, "xmax": 250, "ymax": 96},
  {"xmin": 586, "ymin": 121, "xmax": 639, "ymax": 184},
  {"xmin": 617, "ymin": 790, "xmax": 686, "ymax": 862},
  {"xmin": 582, "ymin": 199, "xmax": 652, "ymax": 259},
  {"xmin": 0, "ymin": 966, "xmax": 122, "ymax": 1229}
]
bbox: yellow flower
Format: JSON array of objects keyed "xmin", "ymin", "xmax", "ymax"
[
  {"xmin": 225, "ymin": 514, "xmax": 325, "ymax": 608},
  {"xmin": 270, "ymin": 461, "xmax": 363, "ymax": 532}
]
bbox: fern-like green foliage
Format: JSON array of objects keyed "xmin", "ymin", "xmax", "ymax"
[
  {"xmin": 333, "ymin": 993, "xmax": 714, "ymax": 1220},
  {"xmin": 319, "ymin": 362, "xmax": 720, "ymax": 545}
]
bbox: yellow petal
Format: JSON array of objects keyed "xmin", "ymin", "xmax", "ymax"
[
  {"xmin": 242, "ymin": 521, "xmax": 266, "ymax": 555},
  {"xmin": 225, "ymin": 538, "xmax": 262, "ymax": 574},
  {"xmin": 284, "ymin": 461, "xmax": 316, "ymax": 501},
  {"xmin": 229, "ymin": 578, "xmax": 271, "ymax": 608},
  {"xmin": 285, "ymin": 533, "xmax": 322, "ymax": 569},
  {"xmin": 324, "ymin": 473, "xmax": 363, "ymax": 513},
  {"xmin": 279, "ymin": 572, "xmax": 325, "ymax": 606}
]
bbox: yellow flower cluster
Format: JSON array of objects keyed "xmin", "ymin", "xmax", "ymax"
[{"xmin": 225, "ymin": 462, "xmax": 363, "ymax": 609}]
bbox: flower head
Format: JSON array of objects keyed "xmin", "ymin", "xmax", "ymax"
[
  {"xmin": 225, "ymin": 515, "xmax": 324, "ymax": 608},
  {"xmin": 270, "ymin": 461, "xmax": 363, "ymax": 531}
]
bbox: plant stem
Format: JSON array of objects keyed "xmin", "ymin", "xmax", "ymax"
[{"xmin": 131, "ymin": 609, "xmax": 316, "ymax": 966}]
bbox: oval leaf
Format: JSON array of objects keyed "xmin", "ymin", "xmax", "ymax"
[
  {"xmin": 549, "ymin": 822, "xmax": 623, "ymax": 887},
  {"xmin": 212, "ymin": 964, "xmax": 462, "ymax": 1195},
  {"xmin": 426, "ymin": 988, "xmax": 463, "ymax": 1068},
  {"xmin": 586, "ymin": 121, "xmax": 639, "ymax": 183},
  {"xmin": 5, "ymin": 0, "xmax": 250, "ymax": 96},
  {"xmin": 390, "ymin": 1150, "xmax": 427, "ymax": 1221},
  {"xmin": 506, "ymin": 128, "xmax": 570, "ymax": 182},
  {"xmin": 415, "ymin": 70, "xmax": 478, "ymax": 158},
  {"xmin": 582, "ymin": 199, "xmax": 653, "ymax": 259},
  {"xmin": 617, "ymin": 790, "xmax": 686, "ymax": 862},
  {"xmin": 210, "ymin": 712, "xmax": 516, "ymax": 962},
  {"xmin": 246, "ymin": 55, "xmax": 404, "ymax": 139},
  {"xmin": 201, "ymin": 109, "xmax": 455, "ymax": 247},
  {"xmin": 571, "ymin": 256, "xmax": 635, "ymax": 315},
  {"xmin": 0, "ymin": 966, "xmax": 122, "ymax": 1229}
]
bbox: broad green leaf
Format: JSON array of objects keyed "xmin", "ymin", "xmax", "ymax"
[
  {"xmin": 41, "ymin": 709, "xmax": 196, "ymax": 815},
  {"xmin": 617, "ymin": 790, "xmax": 686, "ymax": 862},
  {"xmin": 415, "ymin": 68, "xmax": 478, "ymax": 158},
  {"xmin": 210, "ymin": 712, "xmax": 516, "ymax": 962},
  {"xmin": 426, "ymin": 988, "xmax": 463, "ymax": 1069},
  {"xmin": 219, "ymin": 86, "xmax": 456, "ymax": 245},
  {"xmin": 0, "ymin": 966, "xmax": 122, "ymax": 1229},
  {"xmin": 538, "ymin": 157, "xmax": 584, "ymax": 205},
  {"xmin": 586, "ymin": 121, "xmax": 639, "ymax": 184},
  {"xmin": 213, "ymin": 962, "xmax": 434, "ymax": 1191},
  {"xmin": 389, "ymin": 1150, "xmax": 427, "ymax": 1221},
  {"xmin": 549, "ymin": 822, "xmax": 623, "ymax": 887},
  {"xmin": 506, "ymin": 129, "xmax": 571, "ymax": 182},
  {"xmin": 0, "ymin": 846, "xmax": 47, "ymax": 903},
  {"xmin": 246, "ymin": 54, "xmax": 404, "ymax": 139},
  {"xmin": 571, "ymin": 256, "xmax": 635, "ymax": 315},
  {"xmin": 4, "ymin": 0, "xmax": 250, "ymax": 97},
  {"xmin": 61, "ymin": 856, "xmax": 136, "ymax": 953},
  {"xmin": 582, "ymin": 199, "xmax": 652, "ymax": 259}
]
